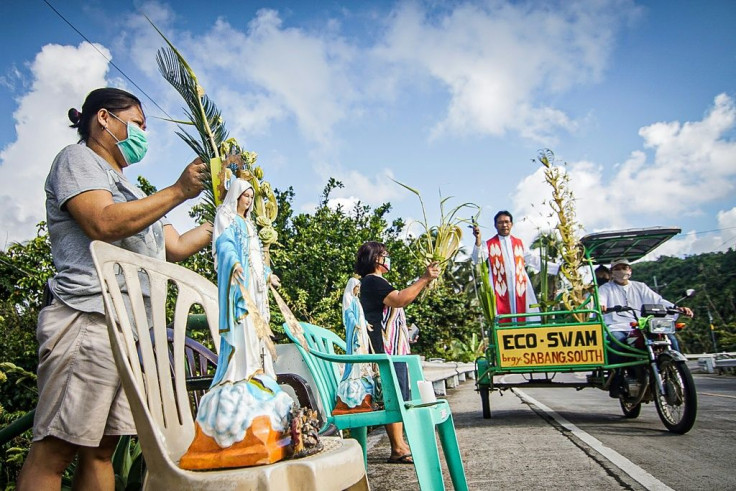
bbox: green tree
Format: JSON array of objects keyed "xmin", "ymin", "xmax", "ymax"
[
  {"xmin": 0, "ymin": 222, "xmax": 54, "ymax": 413},
  {"xmin": 1, "ymin": 222, "xmax": 54, "ymax": 310},
  {"xmin": 270, "ymin": 179, "xmax": 409, "ymax": 330},
  {"xmin": 0, "ymin": 224, "xmax": 54, "ymax": 488}
]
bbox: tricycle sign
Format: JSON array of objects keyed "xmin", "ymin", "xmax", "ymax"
[{"xmin": 496, "ymin": 323, "xmax": 605, "ymax": 368}]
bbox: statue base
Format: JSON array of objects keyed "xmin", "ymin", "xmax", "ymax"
[
  {"xmin": 332, "ymin": 395, "xmax": 374, "ymax": 415},
  {"xmin": 179, "ymin": 415, "xmax": 291, "ymax": 470}
]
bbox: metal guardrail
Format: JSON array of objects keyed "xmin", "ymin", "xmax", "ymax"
[
  {"xmin": 686, "ymin": 352, "xmax": 736, "ymax": 360},
  {"xmin": 697, "ymin": 354, "xmax": 736, "ymax": 374}
]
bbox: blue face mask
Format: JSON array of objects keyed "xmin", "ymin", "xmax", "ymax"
[
  {"xmin": 381, "ymin": 256, "xmax": 391, "ymax": 272},
  {"xmin": 106, "ymin": 111, "xmax": 148, "ymax": 165}
]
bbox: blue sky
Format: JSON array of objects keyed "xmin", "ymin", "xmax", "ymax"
[{"xmin": 1, "ymin": 0, "xmax": 735, "ymax": 260}]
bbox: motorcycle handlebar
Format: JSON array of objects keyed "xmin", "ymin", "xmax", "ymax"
[
  {"xmin": 607, "ymin": 305, "xmax": 633, "ymax": 313},
  {"xmin": 666, "ymin": 306, "xmax": 683, "ymax": 315},
  {"xmin": 608, "ymin": 304, "xmax": 683, "ymax": 317}
]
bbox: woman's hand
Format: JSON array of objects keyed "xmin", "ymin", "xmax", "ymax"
[
  {"xmin": 231, "ymin": 263, "xmax": 244, "ymax": 285},
  {"xmin": 176, "ymin": 157, "xmax": 207, "ymax": 200},
  {"xmin": 270, "ymin": 274, "xmax": 281, "ymax": 288},
  {"xmin": 164, "ymin": 222, "xmax": 213, "ymax": 262},
  {"xmin": 679, "ymin": 306, "xmax": 694, "ymax": 318},
  {"xmin": 422, "ymin": 261, "xmax": 440, "ymax": 282}
]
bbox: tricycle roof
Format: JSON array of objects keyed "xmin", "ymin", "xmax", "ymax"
[{"xmin": 580, "ymin": 226, "xmax": 681, "ymax": 264}]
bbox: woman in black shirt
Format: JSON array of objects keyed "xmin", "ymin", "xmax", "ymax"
[{"xmin": 354, "ymin": 241, "xmax": 438, "ymax": 464}]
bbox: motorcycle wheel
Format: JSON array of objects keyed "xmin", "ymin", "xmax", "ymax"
[
  {"xmin": 620, "ymin": 399, "xmax": 641, "ymax": 419},
  {"xmin": 653, "ymin": 358, "xmax": 697, "ymax": 434}
]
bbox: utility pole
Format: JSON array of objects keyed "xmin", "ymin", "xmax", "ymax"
[{"xmin": 707, "ymin": 308, "xmax": 719, "ymax": 353}]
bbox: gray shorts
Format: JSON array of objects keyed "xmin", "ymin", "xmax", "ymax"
[{"xmin": 33, "ymin": 300, "xmax": 135, "ymax": 447}]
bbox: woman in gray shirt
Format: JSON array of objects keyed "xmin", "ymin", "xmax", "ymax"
[{"xmin": 18, "ymin": 88, "xmax": 212, "ymax": 490}]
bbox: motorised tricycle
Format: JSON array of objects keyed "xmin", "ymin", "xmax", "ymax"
[{"xmin": 474, "ymin": 226, "xmax": 697, "ymax": 434}]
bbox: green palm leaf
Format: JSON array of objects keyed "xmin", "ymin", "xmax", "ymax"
[{"xmin": 148, "ymin": 17, "xmax": 230, "ymax": 222}]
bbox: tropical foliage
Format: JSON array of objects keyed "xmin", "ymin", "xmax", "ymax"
[
  {"xmin": 152, "ymin": 21, "xmax": 226, "ymax": 223},
  {"xmin": 154, "ymin": 24, "xmax": 282, "ymax": 270}
]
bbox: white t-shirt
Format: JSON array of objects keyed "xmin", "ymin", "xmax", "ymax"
[{"xmin": 597, "ymin": 280, "xmax": 672, "ymax": 331}]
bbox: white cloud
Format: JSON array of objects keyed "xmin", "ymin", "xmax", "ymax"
[
  {"xmin": 716, "ymin": 207, "xmax": 736, "ymax": 251},
  {"xmin": 120, "ymin": 0, "xmax": 644, "ymax": 159},
  {"xmin": 155, "ymin": 10, "xmax": 358, "ymax": 149},
  {"xmin": 0, "ymin": 65, "xmax": 25, "ymax": 92},
  {"xmin": 0, "ymin": 42, "xmax": 111, "ymax": 247},
  {"xmin": 214, "ymin": 87, "xmax": 286, "ymax": 139},
  {"xmin": 655, "ymin": 206, "xmax": 736, "ymax": 258},
  {"xmin": 512, "ymin": 94, "xmax": 736, "ymax": 247},
  {"xmin": 605, "ymin": 94, "xmax": 736, "ymax": 220},
  {"xmin": 338, "ymin": 168, "xmax": 402, "ymax": 205},
  {"xmin": 374, "ymin": 0, "xmax": 641, "ymax": 143},
  {"xmin": 301, "ymin": 168, "xmax": 402, "ymax": 215},
  {"xmin": 717, "ymin": 207, "xmax": 736, "ymax": 234},
  {"xmin": 120, "ymin": 1, "xmax": 179, "ymax": 81},
  {"xmin": 326, "ymin": 196, "xmax": 360, "ymax": 211}
]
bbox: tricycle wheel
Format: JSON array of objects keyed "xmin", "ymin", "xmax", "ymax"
[
  {"xmin": 480, "ymin": 387, "xmax": 491, "ymax": 419},
  {"xmin": 619, "ymin": 399, "xmax": 641, "ymax": 419},
  {"xmin": 654, "ymin": 358, "xmax": 697, "ymax": 434}
]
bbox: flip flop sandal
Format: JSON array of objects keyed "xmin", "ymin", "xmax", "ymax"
[{"xmin": 386, "ymin": 453, "xmax": 414, "ymax": 464}]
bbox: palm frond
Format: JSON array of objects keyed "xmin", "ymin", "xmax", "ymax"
[
  {"xmin": 150, "ymin": 17, "xmax": 227, "ymax": 219},
  {"xmin": 392, "ymin": 179, "xmax": 479, "ymax": 297},
  {"xmin": 150, "ymin": 18, "xmax": 277, "ymax": 244}
]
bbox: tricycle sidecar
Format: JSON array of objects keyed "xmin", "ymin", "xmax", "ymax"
[{"xmin": 475, "ymin": 227, "xmax": 696, "ymax": 433}]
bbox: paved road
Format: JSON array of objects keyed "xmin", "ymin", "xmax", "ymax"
[
  {"xmin": 365, "ymin": 366, "xmax": 736, "ymax": 490},
  {"xmin": 520, "ymin": 369, "xmax": 736, "ymax": 490}
]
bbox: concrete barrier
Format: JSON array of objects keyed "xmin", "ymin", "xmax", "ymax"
[{"xmin": 421, "ymin": 360, "xmax": 475, "ymax": 396}]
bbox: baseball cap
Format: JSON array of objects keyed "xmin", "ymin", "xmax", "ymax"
[{"xmin": 610, "ymin": 258, "xmax": 631, "ymax": 268}]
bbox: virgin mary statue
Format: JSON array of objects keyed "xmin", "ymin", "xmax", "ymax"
[
  {"xmin": 180, "ymin": 178, "xmax": 294, "ymax": 470},
  {"xmin": 333, "ymin": 277, "xmax": 375, "ymax": 414}
]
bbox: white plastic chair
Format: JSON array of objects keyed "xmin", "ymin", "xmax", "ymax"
[{"xmin": 90, "ymin": 240, "xmax": 369, "ymax": 490}]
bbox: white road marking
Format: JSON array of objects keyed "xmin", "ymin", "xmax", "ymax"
[
  {"xmin": 699, "ymin": 391, "xmax": 736, "ymax": 399},
  {"xmin": 514, "ymin": 388, "xmax": 674, "ymax": 491}
]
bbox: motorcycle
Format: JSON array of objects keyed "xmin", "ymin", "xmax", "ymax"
[
  {"xmin": 474, "ymin": 226, "xmax": 699, "ymax": 434},
  {"xmin": 602, "ymin": 303, "xmax": 697, "ymax": 434}
]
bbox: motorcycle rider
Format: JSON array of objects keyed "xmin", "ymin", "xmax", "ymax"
[{"xmin": 598, "ymin": 258, "xmax": 693, "ymax": 397}]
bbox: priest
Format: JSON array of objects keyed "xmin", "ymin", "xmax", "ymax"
[{"xmin": 471, "ymin": 210, "xmax": 558, "ymax": 323}]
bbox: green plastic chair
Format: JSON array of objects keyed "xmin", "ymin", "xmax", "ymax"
[{"xmin": 283, "ymin": 321, "xmax": 468, "ymax": 491}]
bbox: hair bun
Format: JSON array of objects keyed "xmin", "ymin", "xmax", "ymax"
[{"xmin": 67, "ymin": 108, "xmax": 82, "ymax": 127}]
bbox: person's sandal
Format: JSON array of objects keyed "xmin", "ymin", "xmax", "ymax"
[{"xmin": 386, "ymin": 453, "xmax": 414, "ymax": 464}]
